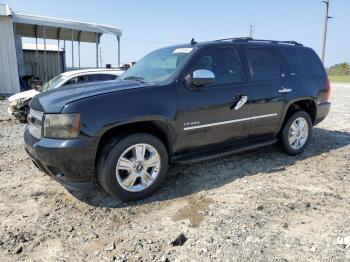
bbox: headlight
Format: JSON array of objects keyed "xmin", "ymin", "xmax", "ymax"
[{"xmin": 44, "ymin": 113, "xmax": 81, "ymax": 139}]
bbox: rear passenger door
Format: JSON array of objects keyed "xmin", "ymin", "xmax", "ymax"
[{"xmin": 239, "ymin": 47, "xmax": 288, "ymax": 137}]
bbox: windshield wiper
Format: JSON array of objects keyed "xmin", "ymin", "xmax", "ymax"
[{"xmin": 123, "ymin": 76, "xmax": 148, "ymax": 84}]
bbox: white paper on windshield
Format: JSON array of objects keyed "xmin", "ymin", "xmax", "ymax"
[{"xmin": 173, "ymin": 48, "xmax": 193, "ymax": 54}]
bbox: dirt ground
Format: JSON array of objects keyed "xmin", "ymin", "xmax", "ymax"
[{"xmin": 0, "ymin": 84, "xmax": 349, "ymax": 262}]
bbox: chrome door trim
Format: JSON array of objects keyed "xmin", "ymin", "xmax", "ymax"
[{"xmin": 183, "ymin": 113, "xmax": 277, "ymax": 131}]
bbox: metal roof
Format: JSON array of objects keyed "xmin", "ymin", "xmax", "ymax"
[{"xmin": 12, "ymin": 12, "xmax": 122, "ymax": 43}]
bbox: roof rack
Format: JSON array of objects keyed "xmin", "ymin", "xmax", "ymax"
[
  {"xmin": 216, "ymin": 37, "xmax": 253, "ymax": 41},
  {"xmin": 215, "ymin": 37, "xmax": 303, "ymax": 46}
]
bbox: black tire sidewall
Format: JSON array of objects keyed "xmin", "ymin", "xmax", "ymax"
[
  {"xmin": 99, "ymin": 133, "xmax": 169, "ymax": 201},
  {"xmin": 281, "ymin": 110, "xmax": 312, "ymax": 156}
]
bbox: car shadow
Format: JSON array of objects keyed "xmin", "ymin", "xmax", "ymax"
[{"xmin": 70, "ymin": 127, "xmax": 350, "ymax": 208}]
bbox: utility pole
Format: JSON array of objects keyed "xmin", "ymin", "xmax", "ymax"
[
  {"xmin": 249, "ymin": 25, "xmax": 254, "ymax": 38},
  {"xmin": 321, "ymin": 0, "xmax": 332, "ymax": 63}
]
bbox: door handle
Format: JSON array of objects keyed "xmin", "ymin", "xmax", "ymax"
[
  {"xmin": 278, "ymin": 87, "xmax": 292, "ymax": 94},
  {"xmin": 231, "ymin": 95, "xmax": 248, "ymax": 110}
]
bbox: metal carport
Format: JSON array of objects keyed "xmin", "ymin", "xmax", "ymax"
[{"xmin": 0, "ymin": 4, "xmax": 122, "ymax": 95}]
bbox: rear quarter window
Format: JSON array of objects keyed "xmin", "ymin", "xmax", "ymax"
[{"xmin": 282, "ymin": 48, "xmax": 326, "ymax": 78}]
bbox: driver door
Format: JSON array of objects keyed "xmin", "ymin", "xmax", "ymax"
[{"xmin": 176, "ymin": 46, "xmax": 251, "ymax": 151}]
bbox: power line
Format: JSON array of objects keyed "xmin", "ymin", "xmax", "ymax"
[
  {"xmin": 256, "ymin": 18, "xmax": 323, "ymax": 38},
  {"xmin": 123, "ymin": 38, "xmax": 173, "ymax": 45},
  {"xmin": 169, "ymin": 0, "xmax": 306, "ymax": 41},
  {"xmin": 191, "ymin": 0, "xmax": 318, "ymax": 41},
  {"xmin": 124, "ymin": 1, "xmax": 320, "ymax": 46}
]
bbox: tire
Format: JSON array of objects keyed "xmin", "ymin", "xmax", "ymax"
[
  {"xmin": 97, "ymin": 133, "xmax": 169, "ymax": 201},
  {"xmin": 280, "ymin": 110, "xmax": 312, "ymax": 156}
]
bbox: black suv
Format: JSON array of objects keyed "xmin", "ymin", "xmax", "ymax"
[{"xmin": 24, "ymin": 38, "xmax": 330, "ymax": 201}]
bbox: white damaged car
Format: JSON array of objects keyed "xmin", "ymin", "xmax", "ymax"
[{"xmin": 8, "ymin": 68, "xmax": 124, "ymax": 122}]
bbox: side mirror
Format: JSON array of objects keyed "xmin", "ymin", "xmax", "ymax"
[{"xmin": 186, "ymin": 69, "xmax": 215, "ymax": 87}]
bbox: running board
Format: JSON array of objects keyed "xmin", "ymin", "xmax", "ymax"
[{"xmin": 171, "ymin": 138, "xmax": 277, "ymax": 164}]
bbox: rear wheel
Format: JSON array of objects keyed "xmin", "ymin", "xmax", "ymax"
[
  {"xmin": 280, "ymin": 110, "xmax": 312, "ymax": 155},
  {"xmin": 97, "ymin": 133, "xmax": 169, "ymax": 201}
]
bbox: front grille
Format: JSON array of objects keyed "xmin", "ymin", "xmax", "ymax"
[{"xmin": 28, "ymin": 108, "xmax": 44, "ymax": 139}]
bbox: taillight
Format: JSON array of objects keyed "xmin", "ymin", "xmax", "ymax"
[{"xmin": 326, "ymin": 78, "xmax": 331, "ymax": 101}]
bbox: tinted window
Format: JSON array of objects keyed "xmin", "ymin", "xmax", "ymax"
[
  {"xmin": 244, "ymin": 48, "xmax": 283, "ymax": 82},
  {"xmin": 191, "ymin": 48, "xmax": 242, "ymax": 85},
  {"xmin": 76, "ymin": 75, "xmax": 90, "ymax": 84},
  {"xmin": 89, "ymin": 74, "xmax": 117, "ymax": 82},
  {"xmin": 282, "ymin": 48, "xmax": 326, "ymax": 78}
]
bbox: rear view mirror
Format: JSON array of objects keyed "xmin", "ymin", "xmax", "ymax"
[{"xmin": 186, "ymin": 69, "xmax": 215, "ymax": 87}]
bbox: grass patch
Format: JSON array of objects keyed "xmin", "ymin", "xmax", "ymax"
[{"xmin": 329, "ymin": 75, "xmax": 350, "ymax": 83}]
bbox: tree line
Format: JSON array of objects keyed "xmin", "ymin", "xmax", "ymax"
[{"xmin": 327, "ymin": 63, "xmax": 350, "ymax": 76}]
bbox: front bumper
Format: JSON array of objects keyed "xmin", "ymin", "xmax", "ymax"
[
  {"xmin": 314, "ymin": 102, "xmax": 331, "ymax": 125},
  {"xmin": 24, "ymin": 127, "xmax": 97, "ymax": 191}
]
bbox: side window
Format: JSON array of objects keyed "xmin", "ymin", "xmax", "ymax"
[
  {"xmin": 191, "ymin": 48, "xmax": 242, "ymax": 86},
  {"xmin": 282, "ymin": 48, "xmax": 326, "ymax": 78},
  {"xmin": 88, "ymin": 74, "xmax": 117, "ymax": 82},
  {"xmin": 76, "ymin": 75, "xmax": 90, "ymax": 84},
  {"xmin": 63, "ymin": 77, "xmax": 77, "ymax": 86},
  {"xmin": 101, "ymin": 74, "xmax": 117, "ymax": 80},
  {"xmin": 244, "ymin": 48, "xmax": 283, "ymax": 82}
]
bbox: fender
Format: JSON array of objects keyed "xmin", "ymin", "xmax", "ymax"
[
  {"xmin": 97, "ymin": 115, "xmax": 176, "ymax": 149},
  {"xmin": 278, "ymin": 96, "xmax": 317, "ymax": 131}
]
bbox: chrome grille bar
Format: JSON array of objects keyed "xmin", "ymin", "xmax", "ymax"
[
  {"xmin": 28, "ymin": 124, "xmax": 42, "ymax": 139},
  {"xmin": 28, "ymin": 108, "xmax": 43, "ymax": 139},
  {"xmin": 29, "ymin": 108, "xmax": 44, "ymax": 120}
]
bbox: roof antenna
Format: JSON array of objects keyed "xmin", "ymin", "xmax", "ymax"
[{"xmin": 191, "ymin": 38, "xmax": 197, "ymax": 45}]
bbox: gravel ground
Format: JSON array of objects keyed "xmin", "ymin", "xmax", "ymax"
[{"xmin": 0, "ymin": 84, "xmax": 349, "ymax": 262}]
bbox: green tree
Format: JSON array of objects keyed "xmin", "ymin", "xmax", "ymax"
[{"xmin": 327, "ymin": 63, "xmax": 350, "ymax": 75}]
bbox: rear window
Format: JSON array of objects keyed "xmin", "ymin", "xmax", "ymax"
[
  {"xmin": 88, "ymin": 74, "xmax": 117, "ymax": 82},
  {"xmin": 244, "ymin": 48, "xmax": 283, "ymax": 82},
  {"xmin": 282, "ymin": 48, "xmax": 326, "ymax": 78}
]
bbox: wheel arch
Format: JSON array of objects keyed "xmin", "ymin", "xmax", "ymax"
[
  {"xmin": 94, "ymin": 119, "xmax": 175, "ymax": 169},
  {"xmin": 279, "ymin": 98, "xmax": 317, "ymax": 132}
]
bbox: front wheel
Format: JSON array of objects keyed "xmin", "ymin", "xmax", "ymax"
[
  {"xmin": 97, "ymin": 133, "xmax": 169, "ymax": 201},
  {"xmin": 280, "ymin": 110, "xmax": 312, "ymax": 156}
]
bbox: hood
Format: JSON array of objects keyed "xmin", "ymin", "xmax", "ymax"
[
  {"xmin": 8, "ymin": 89, "xmax": 40, "ymax": 102},
  {"xmin": 30, "ymin": 80, "xmax": 145, "ymax": 113}
]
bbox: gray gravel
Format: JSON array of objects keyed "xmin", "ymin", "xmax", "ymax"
[{"xmin": 0, "ymin": 84, "xmax": 349, "ymax": 261}]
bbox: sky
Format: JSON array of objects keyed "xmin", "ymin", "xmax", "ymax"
[{"xmin": 3, "ymin": 0, "xmax": 350, "ymax": 68}]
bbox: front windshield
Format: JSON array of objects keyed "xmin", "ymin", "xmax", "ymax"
[
  {"xmin": 41, "ymin": 74, "xmax": 68, "ymax": 91},
  {"xmin": 120, "ymin": 47, "xmax": 194, "ymax": 84}
]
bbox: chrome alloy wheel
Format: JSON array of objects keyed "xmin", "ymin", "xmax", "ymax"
[
  {"xmin": 288, "ymin": 117, "xmax": 309, "ymax": 150},
  {"xmin": 116, "ymin": 143, "xmax": 161, "ymax": 192}
]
